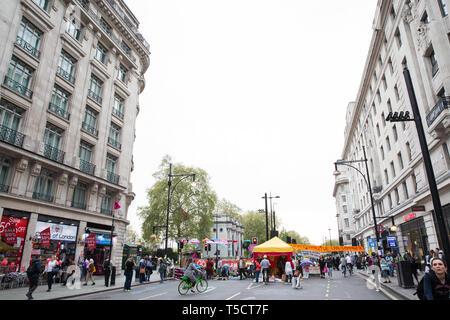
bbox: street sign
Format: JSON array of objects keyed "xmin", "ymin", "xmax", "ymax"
[
  {"xmin": 377, "ymin": 224, "xmax": 385, "ymax": 232},
  {"xmin": 387, "ymin": 236, "xmax": 398, "ymax": 247},
  {"xmin": 368, "ymin": 239, "xmax": 376, "ymax": 248},
  {"xmin": 411, "ymin": 206, "xmax": 425, "ymax": 211}
]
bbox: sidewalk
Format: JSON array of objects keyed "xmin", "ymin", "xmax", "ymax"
[
  {"xmin": 356, "ymin": 268, "xmax": 421, "ymax": 300},
  {"xmin": 0, "ymin": 271, "xmax": 171, "ymax": 300}
]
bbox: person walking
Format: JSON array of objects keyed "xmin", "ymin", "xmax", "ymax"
[
  {"xmin": 318, "ymin": 256, "xmax": 325, "ymax": 279},
  {"xmin": 406, "ymin": 252, "xmax": 419, "ymax": 286},
  {"xmin": 254, "ymin": 258, "xmax": 261, "ymax": 283},
  {"xmin": 145, "ymin": 256, "xmax": 153, "ymax": 282},
  {"xmin": 206, "ymin": 258, "xmax": 214, "ymax": 280},
  {"xmin": 238, "ymin": 257, "xmax": 246, "ymax": 280},
  {"xmin": 385, "ymin": 252, "xmax": 394, "ymax": 277},
  {"xmin": 380, "ymin": 255, "xmax": 392, "ymax": 283},
  {"xmin": 26, "ymin": 256, "xmax": 42, "ymax": 300},
  {"xmin": 285, "ymin": 258, "xmax": 294, "ymax": 284},
  {"xmin": 81, "ymin": 258, "xmax": 88, "ymax": 282},
  {"xmin": 292, "ymin": 259, "xmax": 303, "ymax": 289},
  {"xmin": 123, "ymin": 258, "xmax": 135, "ymax": 292},
  {"xmin": 260, "ymin": 255, "xmax": 271, "ymax": 284},
  {"xmin": 368, "ymin": 252, "xmax": 381, "ymax": 291},
  {"xmin": 45, "ymin": 255, "xmax": 58, "ymax": 292},
  {"xmin": 326, "ymin": 256, "xmax": 333, "ymax": 279},
  {"xmin": 425, "ymin": 250, "xmax": 435, "ymax": 273},
  {"xmin": 158, "ymin": 258, "xmax": 167, "ymax": 283},
  {"xmin": 84, "ymin": 259, "xmax": 96, "ymax": 286},
  {"xmin": 138, "ymin": 256, "xmax": 146, "ymax": 283},
  {"xmin": 340, "ymin": 255, "xmax": 347, "ymax": 277},
  {"xmin": 103, "ymin": 258, "xmax": 111, "ymax": 287},
  {"xmin": 423, "ymin": 258, "xmax": 450, "ymax": 300}
]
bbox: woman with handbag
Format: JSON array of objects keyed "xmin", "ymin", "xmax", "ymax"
[
  {"xmin": 292, "ymin": 259, "xmax": 303, "ymax": 289},
  {"xmin": 84, "ymin": 259, "xmax": 96, "ymax": 286}
]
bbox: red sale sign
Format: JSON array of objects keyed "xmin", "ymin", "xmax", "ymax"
[
  {"xmin": 4, "ymin": 223, "xmax": 17, "ymax": 245},
  {"xmin": 40, "ymin": 227, "xmax": 51, "ymax": 247},
  {"xmin": 86, "ymin": 234, "xmax": 96, "ymax": 249},
  {"xmin": 1, "ymin": 216, "xmax": 29, "ymax": 239}
]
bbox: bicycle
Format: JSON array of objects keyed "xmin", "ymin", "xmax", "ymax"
[
  {"xmin": 347, "ymin": 264, "xmax": 353, "ymax": 276},
  {"xmin": 178, "ymin": 272, "xmax": 208, "ymax": 295},
  {"xmin": 341, "ymin": 264, "xmax": 347, "ymax": 277}
]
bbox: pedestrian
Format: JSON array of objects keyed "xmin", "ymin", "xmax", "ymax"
[
  {"xmin": 304, "ymin": 264, "xmax": 310, "ymax": 279},
  {"xmin": 326, "ymin": 256, "xmax": 333, "ymax": 279},
  {"xmin": 425, "ymin": 250, "xmax": 435, "ymax": 273},
  {"xmin": 45, "ymin": 255, "xmax": 58, "ymax": 292},
  {"xmin": 436, "ymin": 248, "xmax": 444, "ymax": 260},
  {"xmin": 406, "ymin": 252, "xmax": 419, "ymax": 286},
  {"xmin": 380, "ymin": 255, "xmax": 392, "ymax": 283},
  {"xmin": 285, "ymin": 258, "xmax": 294, "ymax": 284},
  {"xmin": 340, "ymin": 255, "xmax": 346, "ymax": 277},
  {"xmin": 26, "ymin": 256, "xmax": 42, "ymax": 300},
  {"xmin": 124, "ymin": 258, "xmax": 135, "ymax": 292},
  {"xmin": 254, "ymin": 258, "xmax": 261, "ymax": 283},
  {"xmin": 260, "ymin": 255, "xmax": 271, "ymax": 284},
  {"xmin": 318, "ymin": 256, "xmax": 325, "ymax": 278},
  {"xmin": 385, "ymin": 252, "xmax": 394, "ymax": 277},
  {"xmin": 84, "ymin": 259, "xmax": 96, "ymax": 286},
  {"xmin": 145, "ymin": 256, "xmax": 153, "ymax": 281},
  {"xmin": 62, "ymin": 258, "xmax": 76, "ymax": 286},
  {"xmin": 103, "ymin": 258, "xmax": 111, "ymax": 287},
  {"xmin": 423, "ymin": 258, "xmax": 450, "ymax": 300},
  {"xmin": 158, "ymin": 258, "xmax": 167, "ymax": 283},
  {"xmin": 238, "ymin": 257, "xmax": 246, "ymax": 280},
  {"xmin": 81, "ymin": 257, "xmax": 88, "ymax": 282},
  {"xmin": 368, "ymin": 252, "xmax": 381, "ymax": 291},
  {"xmin": 206, "ymin": 258, "xmax": 214, "ymax": 280},
  {"xmin": 292, "ymin": 259, "xmax": 303, "ymax": 289}
]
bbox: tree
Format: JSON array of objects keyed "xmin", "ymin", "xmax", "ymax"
[
  {"xmin": 125, "ymin": 226, "xmax": 140, "ymax": 244},
  {"xmin": 241, "ymin": 210, "xmax": 267, "ymax": 243},
  {"xmin": 214, "ymin": 198, "xmax": 242, "ymax": 222},
  {"xmin": 320, "ymin": 239, "xmax": 339, "ymax": 246},
  {"xmin": 137, "ymin": 156, "xmax": 217, "ymax": 248},
  {"xmin": 279, "ymin": 229, "xmax": 311, "ymax": 245}
]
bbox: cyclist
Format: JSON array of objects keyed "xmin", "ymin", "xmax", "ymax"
[
  {"xmin": 260, "ymin": 255, "xmax": 271, "ymax": 284},
  {"xmin": 184, "ymin": 258, "xmax": 202, "ymax": 293}
]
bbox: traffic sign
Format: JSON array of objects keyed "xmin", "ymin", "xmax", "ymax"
[
  {"xmin": 377, "ymin": 224, "xmax": 385, "ymax": 232},
  {"xmin": 387, "ymin": 236, "xmax": 398, "ymax": 247}
]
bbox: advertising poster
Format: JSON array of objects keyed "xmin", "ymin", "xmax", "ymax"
[
  {"xmin": 86, "ymin": 234, "xmax": 97, "ymax": 249},
  {"xmin": 40, "ymin": 227, "xmax": 51, "ymax": 247},
  {"xmin": 4, "ymin": 223, "xmax": 17, "ymax": 245}
]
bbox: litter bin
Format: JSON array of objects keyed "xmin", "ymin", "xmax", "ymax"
[
  {"xmin": 110, "ymin": 266, "xmax": 116, "ymax": 286},
  {"xmin": 396, "ymin": 260, "xmax": 415, "ymax": 288}
]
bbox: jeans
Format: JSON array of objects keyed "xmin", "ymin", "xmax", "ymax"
[
  {"xmin": 254, "ymin": 270, "xmax": 260, "ymax": 282},
  {"xmin": 47, "ymin": 272, "xmax": 55, "ymax": 290},
  {"xmin": 286, "ymin": 272, "xmax": 292, "ymax": 283},
  {"xmin": 262, "ymin": 269, "xmax": 269, "ymax": 282},
  {"xmin": 27, "ymin": 278, "xmax": 38, "ymax": 297},
  {"xmin": 327, "ymin": 267, "xmax": 333, "ymax": 278},
  {"xmin": 160, "ymin": 271, "xmax": 165, "ymax": 282},
  {"xmin": 124, "ymin": 273, "xmax": 132, "ymax": 290},
  {"xmin": 388, "ymin": 264, "xmax": 394, "ymax": 277}
]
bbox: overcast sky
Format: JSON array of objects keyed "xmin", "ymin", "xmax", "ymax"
[{"xmin": 124, "ymin": 0, "xmax": 378, "ymax": 245}]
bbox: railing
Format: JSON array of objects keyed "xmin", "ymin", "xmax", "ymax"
[
  {"xmin": 112, "ymin": 109, "xmax": 124, "ymax": 120},
  {"xmin": 426, "ymin": 96, "xmax": 450, "ymax": 127},
  {"xmin": 71, "ymin": 201, "xmax": 87, "ymax": 210},
  {"xmin": 0, "ymin": 125, "xmax": 25, "ymax": 147},
  {"xmin": 80, "ymin": 159, "xmax": 96, "ymax": 175},
  {"xmin": 88, "ymin": 89, "xmax": 102, "ymax": 104},
  {"xmin": 100, "ymin": 207, "xmax": 113, "ymax": 216},
  {"xmin": 48, "ymin": 102, "xmax": 70, "ymax": 120},
  {"xmin": 107, "ymin": 137, "xmax": 121, "ymax": 150},
  {"xmin": 43, "ymin": 144, "xmax": 65, "ymax": 163},
  {"xmin": 106, "ymin": 171, "xmax": 119, "ymax": 184},
  {"xmin": 81, "ymin": 121, "xmax": 99, "ymax": 137},
  {"xmin": 15, "ymin": 37, "xmax": 40, "ymax": 59},
  {"xmin": 0, "ymin": 184, "xmax": 9, "ymax": 193},
  {"xmin": 3, "ymin": 76, "xmax": 33, "ymax": 98},
  {"xmin": 56, "ymin": 66, "xmax": 75, "ymax": 84},
  {"xmin": 32, "ymin": 192, "xmax": 54, "ymax": 202}
]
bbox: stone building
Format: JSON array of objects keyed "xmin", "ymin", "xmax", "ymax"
[
  {"xmin": 0, "ymin": 0, "xmax": 150, "ymax": 274},
  {"xmin": 333, "ymin": 0, "xmax": 449, "ymax": 262},
  {"xmin": 207, "ymin": 214, "xmax": 244, "ymax": 259}
]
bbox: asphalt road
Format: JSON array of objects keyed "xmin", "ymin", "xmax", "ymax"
[{"xmin": 66, "ymin": 271, "xmax": 392, "ymax": 301}]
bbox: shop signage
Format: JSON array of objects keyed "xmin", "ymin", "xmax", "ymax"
[
  {"xmin": 0, "ymin": 216, "xmax": 28, "ymax": 240},
  {"xmin": 387, "ymin": 236, "xmax": 398, "ymax": 247},
  {"xmin": 368, "ymin": 239, "xmax": 376, "ymax": 247},
  {"xmin": 377, "ymin": 224, "xmax": 385, "ymax": 232},
  {"xmin": 4, "ymin": 223, "xmax": 17, "ymax": 245},
  {"xmin": 86, "ymin": 234, "xmax": 97, "ymax": 249},
  {"xmin": 35, "ymin": 221, "xmax": 78, "ymax": 242},
  {"xmin": 411, "ymin": 206, "xmax": 425, "ymax": 211},
  {"xmin": 403, "ymin": 212, "xmax": 416, "ymax": 222},
  {"xmin": 40, "ymin": 227, "xmax": 51, "ymax": 247}
]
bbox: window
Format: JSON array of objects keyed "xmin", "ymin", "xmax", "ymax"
[
  {"xmin": 0, "ymin": 99, "xmax": 24, "ymax": 133},
  {"xmin": 121, "ymin": 41, "xmax": 131, "ymax": 56},
  {"xmin": 390, "ymin": 6, "xmax": 396, "ymax": 20},
  {"xmin": 341, "ymin": 195, "xmax": 347, "ymax": 203},
  {"xmin": 16, "ymin": 18, "xmax": 42, "ymax": 58},
  {"xmin": 108, "ymin": 123, "xmax": 121, "ymax": 149},
  {"xmin": 398, "ymin": 152, "xmax": 404, "ymax": 169},
  {"xmin": 43, "ymin": 123, "xmax": 64, "ymax": 162},
  {"xmin": 88, "ymin": 75, "xmax": 102, "ymax": 103},
  {"xmin": 94, "ymin": 42, "xmax": 107, "ymax": 64},
  {"xmin": 382, "ymin": 75, "xmax": 387, "ymax": 91},
  {"xmin": 101, "ymin": 191, "xmax": 113, "ymax": 215},
  {"xmin": 33, "ymin": 168, "xmax": 55, "ymax": 202},
  {"xmin": 49, "ymin": 86, "xmax": 70, "ymax": 119},
  {"xmin": 32, "ymin": 0, "xmax": 49, "ymax": 11},
  {"xmin": 66, "ymin": 18, "xmax": 83, "ymax": 41},
  {"xmin": 393, "ymin": 124, "xmax": 398, "ymax": 141},
  {"xmin": 384, "ymin": 169, "xmax": 389, "ymax": 185},
  {"xmin": 381, "ymin": 146, "xmax": 385, "ymax": 160},
  {"xmin": 79, "ymin": 140, "xmax": 95, "ymax": 174},
  {"xmin": 394, "ymin": 84, "xmax": 400, "ymax": 101},
  {"xmin": 99, "ymin": 17, "xmax": 112, "ymax": 35},
  {"xmin": 394, "ymin": 188, "xmax": 400, "ymax": 205},
  {"xmin": 377, "ymin": 90, "xmax": 381, "ymax": 104},
  {"xmin": 388, "ymin": 194, "xmax": 393, "ymax": 209},
  {"xmin": 391, "ymin": 161, "xmax": 396, "ymax": 178},
  {"xmin": 106, "ymin": 154, "xmax": 118, "ymax": 183},
  {"xmin": 118, "ymin": 64, "xmax": 127, "ymax": 83},
  {"xmin": 72, "ymin": 182, "xmax": 87, "ymax": 209},
  {"xmin": 403, "ymin": 181, "xmax": 409, "ymax": 199},
  {"xmin": 406, "ymin": 142, "xmax": 412, "ymax": 160},
  {"xmin": 343, "ymin": 205, "xmax": 348, "ymax": 214},
  {"xmin": 0, "ymin": 156, "xmax": 12, "ymax": 192},
  {"xmin": 57, "ymin": 50, "xmax": 76, "ymax": 83},
  {"xmin": 82, "ymin": 107, "xmax": 98, "ymax": 136},
  {"xmin": 421, "ymin": 11, "xmax": 430, "ymax": 24},
  {"xmin": 388, "ymin": 58, "xmax": 394, "ymax": 74},
  {"xmin": 386, "ymin": 136, "xmax": 391, "ymax": 151},
  {"xmin": 5, "ymin": 56, "xmax": 33, "ymax": 98},
  {"xmin": 395, "ymin": 28, "xmax": 402, "ymax": 47},
  {"xmin": 381, "ymin": 112, "xmax": 386, "ymax": 127},
  {"xmin": 439, "ymin": 0, "xmax": 448, "ymax": 17},
  {"xmin": 113, "ymin": 95, "xmax": 124, "ymax": 119},
  {"xmin": 429, "ymin": 49, "xmax": 439, "ymax": 77},
  {"xmin": 412, "ymin": 173, "xmax": 418, "ymax": 193},
  {"xmin": 344, "ymin": 218, "xmax": 349, "ymax": 228},
  {"xmin": 376, "ymin": 123, "xmax": 380, "ymax": 137}
]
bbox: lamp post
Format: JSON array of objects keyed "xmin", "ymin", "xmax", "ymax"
[
  {"xmin": 328, "ymin": 228, "xmax": 332, "ymax": 247},
  {"xmin": 334, "ymin": 146, "xmax": 380, "ymax": 252},
  {"xmin": 264, "ymin": 193, "xmax": 280, "ymax": 236},
  {"xmin": 165, "ymin": 163, "xmax": 196, "ymax": 255},
  {"xmin": 261, "ymin": 194, "xmax": 269, "ymax": 241}
]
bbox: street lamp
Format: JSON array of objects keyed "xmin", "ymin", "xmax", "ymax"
[
  {"xmin": 334, "ymin": 146, "xmax": 380, "ymax": 252},
  {"xmin": 165, "ymin": 163, "xmax": 196, "ymax": 255},
  {"xmin": 328, "ymin": 228, "xmax": 332, "ymax": 247}
]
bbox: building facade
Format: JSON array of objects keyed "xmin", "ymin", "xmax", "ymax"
[
  {"xmin": 0, "ymin": 0, "xmax": 150, "ymax": 275},
  {"xmin": 333, "ymin": 0, "xmax": 450, "ymax": 264},
  {"xmin": 207, "ymin": 214, "xmax": 244, "ymax": 259}
]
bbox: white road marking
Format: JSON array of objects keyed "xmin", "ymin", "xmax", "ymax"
[
  {"xmin": 365, "ymin": 279, "xmax": 398, "ymax": 300},
  {"xmin": 138, "ymin": 292, "xmax": 168, "ymax": 300},
  {"xmin": 247, "ymin": 283, "xmax": 264, "ymax": 290},
  {"xmin": 226, "ymin": 292, "xmax": 241, "ymax": 300}
]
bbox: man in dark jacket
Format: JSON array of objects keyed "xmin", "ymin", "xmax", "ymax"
[
  {"xmin": 103, "ymin": 258, "xmax": 111, "ymax": 287},
  {"xmin": 26, "ymin": 257, "xmax": 42, "ymax": 300}
]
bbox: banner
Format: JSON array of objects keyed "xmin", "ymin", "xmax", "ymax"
[
  {"xmin": 300, "ymin": 250, "xmax": 321, "ymax": 259},
  {"xmin": 194, "ymin": 258, "xmax": 253, "ymax": 270},
  {"xmin": 40, "ymin": 227, "xmax": 51, "ymax": 247},
  {"xmin": 35, "ymin": 221, "xmax": 78, "ymax": 242},
  {"xmin": 4, "ymin": 223, "xmax": 17, "ymax": 245},
  {"xmin": 1, "ymin": 216, "xmax": 29, "ymax": 240},
  {"xmin": 290, "ymin": 244, "xmax": 364, "ymax": 252},
  {"xmin": 86, "ymin": 234, "xmax": 97, "ymax": 249}
]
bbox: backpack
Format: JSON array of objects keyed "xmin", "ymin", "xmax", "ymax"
[{"xmin": 414, "ymin": 277, "xmax": 425, "ymax": 300}]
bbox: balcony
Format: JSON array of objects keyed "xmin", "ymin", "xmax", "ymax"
[
  {"xmin": 81, "ymin": 121, "xmax": 99, "ymax": 137},
  {"xmin": 32, "ymin": 192, "xmax": 54, "ymax": 202},
  {"xmin": 106, "ymin": 171, "xmax": 119, "ymax": 184},
  {"xmin": 80, "ymin": 159, "xmax": 96, "ymax": 175},
  {"xmin": 112, "ymin": 109, "xmax": 124, "ymax": 120},
  {"xmin": 48, "ymin": 102, "xmax": 70, "ymax": 120},
  {"xmin": 15, "ymin": 37, "xmax": 40, "ymax": 59},
  {"xmin": 43, "ymin": 144, "xmax": 65, "ymax": 163},
  {"xmin": 56, "ymin": 66, "xmax": 75, "ymax": 84},
  {"xmin": 0, "ymin": 184, "xmax": 9, "ymax": 193},
  {"xmin": 107, "ymin": 137, "xmax": 121, "ymax": 150},
  {"xmin": 0, "ymin": 125, "xmax": 25, "ymax": 147},
  {"xmin": 3, "ymin": 76, "xmax": 33, "ymax": 99},
  {"xmin": 88, "ymin": 89, "xmax": 102, "ymax": 104},
  {"xmin": 71, "ymin": 201, "xmax": 87, "ymax": 210},
  {"xmin": 426, "ymin": 96, "xmax": 450, "ymax": 138},
  {"xmin": 100, "ymin": 207, "xmax": 113, "ymax": 216}
]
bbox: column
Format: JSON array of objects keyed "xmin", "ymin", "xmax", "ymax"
[
  {"xmin": 75, "ymin": 220, "xmax": 87, "ymax": 265},
  {"xmin": 21, "ymin": 213, "xmax": 38, "ymax": 271},
  {"xmin": 55, "ymin": 172, "xmax": 68, "ymax": 205}
]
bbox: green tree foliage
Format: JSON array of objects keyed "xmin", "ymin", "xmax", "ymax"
[
  {"xmin": 137, "ymin": 156, "xmax": 217, "ymax": 245},
  {"xmin": 320, "ymin": 239, "xmax": 339, "ymax": 246},
  {"xmin": 214, "ymin": 198, "xmax": 242, "ymax": 222},
  {"xmin": 279, "ymin": 229, "xmax": 311, "ymax": 245},
  {"xmin": 241, "ymin": 210, "xmax": 267, "ymax": 243}
]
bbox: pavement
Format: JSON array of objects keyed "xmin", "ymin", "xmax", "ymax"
[{"xmin": 0, "ymin": 268, "xmax": 422, "ymax": 300}]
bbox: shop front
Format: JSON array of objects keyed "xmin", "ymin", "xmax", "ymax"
[
  {"xmin": 83, "ymin": 223, "xmax": 114, "ymax": 275},
  {"xmin": 400, "ymin": 216, "xmax": 429, "ymax": 270},
  {"xmin": 0, "ymin": 209, "xmax": 30, "ymax": 273}
]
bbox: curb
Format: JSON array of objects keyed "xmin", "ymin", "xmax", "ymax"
[{"xmin": 356, "ymin": 272, "xmax": 411, "ymax": 300}]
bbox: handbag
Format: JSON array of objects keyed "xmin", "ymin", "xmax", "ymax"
[
  {"xmin": 140, "ymin": 267, "xmax": 146, "ymax": 274},
  {"xmin": 294, "ymin": 270, "xmax": 300, "ymax": 277}
]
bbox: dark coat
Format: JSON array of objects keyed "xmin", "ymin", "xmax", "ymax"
[{"xmin": 424, "ymin": 270, "xmax": 450, "ymax": 300}]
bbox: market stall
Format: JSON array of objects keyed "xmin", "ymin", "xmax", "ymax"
[{"xmin": 252, "ymin": 237, "xmax": 296, "ymax": 278}]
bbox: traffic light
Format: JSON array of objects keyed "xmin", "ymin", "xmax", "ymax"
[
  {"xmin": 252, "ymin": 237, "xmax": 257, "ymax": 245},
  {"xmin": 204, "ymin": 243, "xmax": 208, "ymax": 251},
  {"xmin": 243, "ymin": 241, "xmax": 250, "ymax": 249},
  {"xmin": 208, "ymin": 244, "xmax": 211, "ymax": 251},
  {"xmin": 179, "ymin": 240, "xmax": 184, "ymax": 249},
  {"xmin": 286, "ymin": 236, "xmax": 291, "ymax": 244}
]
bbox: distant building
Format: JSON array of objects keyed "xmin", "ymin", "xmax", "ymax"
[{"xmin": 208, "ymin": 214, "xmax": 244, "ymax": 259}]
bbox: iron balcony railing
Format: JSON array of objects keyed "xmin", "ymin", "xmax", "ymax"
[
  {"xmin": 71, "ymin": 201, "xmax": 87, "ymax": 210},
  {"xmin": 88, "ymin": 89, "xmax": 102, "ymax": 104},
  {"xmin": 0, "ymin": 125, "xmax": 25, "ymax": 147},
  {"xmin": 0, "ymin": 184, "xmax": 9, "ymax": 193},
  {"xmin": 80, "ymin": 159, "xmax": 96, "ymax": 175},
  {"xmin": 15, "ymin": 37, "xmax": 40, "ymax": 59},
  {"xmin": 106, "ymin": 171, "xmax": 119, "ymax": 184},
  {"xmin": 112, "ymin": 109, "xmax": 124, "ymax": 120},
  {"xmin": 3, "ymin": 76, "xmax": 33, "ymax": 99},
  {"xmin": 426, "ymin": 96, "xmax": 450, "ymax": 127},
  {"xmin": 108, "ymin": 137, "xmax": 121, "ymax": 150},
  {"xmin": 32, "ymin": 192, "xmax": 54, "ymax": 202},
  {"xmin": 48, "ymin": 102, "xmax": 70, "ymax": 120},
  {"xmin": 56, "ymin": 66, "xmax": 75, "ymax": 84},
  {"xmin": 81, "ymin": 121, "xmax": 98, "ymax": 137},
  {"xmin": 100, "ymin": 207, "xmax": 113, "ymax": 216},
  {"xmin": 43, "ymin": 144, "xmax": 65, "ymax": 163}
]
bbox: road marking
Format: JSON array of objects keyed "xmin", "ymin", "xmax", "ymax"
[
  {"xmin": 138, "ymin": 292, "xmax": 167, "ymax": 300},
  {"xmin": 226, "ymin": 292, "xmax": 241, "ymax": 300},
  {"xmin": 242, "ymin": 297, "xmax": 256, "ymax": 300},
  {"xmin": 365, "ymin": 278, "xmax": 398, "ymax": 300},
  {"xmin": 247, "ymin": 283, "xmax": 264, "ymax": 290}
]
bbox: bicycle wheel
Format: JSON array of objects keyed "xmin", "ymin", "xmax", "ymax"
[
  {"xmin": 196, "ymin": 279, "xmax": 208, "ymax": 293},
  {"xmin": 178, "ymin": 279, "xmax": 191, "ymax": 295}
]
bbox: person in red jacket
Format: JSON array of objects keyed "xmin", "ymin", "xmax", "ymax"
[
  {"xmin": 254, "ymin": 258, "xmax": 261, "ymax": 283},
  {"xmin": 205, "ymin": 258, "xmax": 214, "ymax": 280}
]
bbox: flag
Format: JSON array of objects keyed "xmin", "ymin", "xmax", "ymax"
[
  {"xmin": 86, "ymin": 234, "xmax": 97, "ymax": 249},
  {"xmin": 180, "ymin": 207, "xmax": 189, "ymax": 220},
  {"xmin": 114, "ymin": 200, "xmax": 121, "ymax": 210}
]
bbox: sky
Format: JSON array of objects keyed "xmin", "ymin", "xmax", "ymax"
[{"xmin": 124, "ymin": 0, "xmax": 378, "ymax": 246}]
